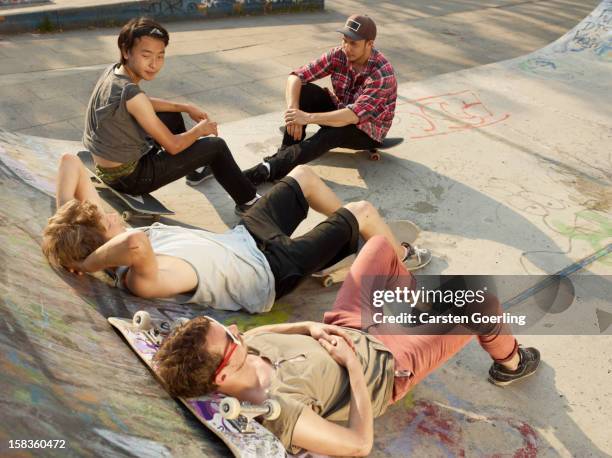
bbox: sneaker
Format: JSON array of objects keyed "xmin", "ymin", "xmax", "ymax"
[
  {"xmin": 243, "ymin": 163, "xmax": 270, "ymax": 187},
  {"xmin": 186, "ymin": 166, "xmax": 213, "ymax": 186},
  {"xmin": 401, "ymin": 242, "xmax": 432, "ymax": 271},
  {"xmin": 488, "ymin": 346, "xmax": 540, "ymax": 387}
]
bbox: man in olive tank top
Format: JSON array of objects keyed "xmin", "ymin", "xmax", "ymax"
[{"xmin": 83, "ymin": 17, "xmax": 259, "ymax": 215}]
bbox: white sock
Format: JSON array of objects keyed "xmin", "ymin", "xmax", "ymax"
[{"xmin": 244, "ymin": 193, "xmax": 261, "ymax": 206}]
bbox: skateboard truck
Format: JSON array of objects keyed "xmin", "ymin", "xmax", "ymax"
[
  {"xmin": 220, "ymin": 397, "xmax": 281, "ymax": 433},
  {"xmin": 132, "ymin": 311, "xmax": 164, "ymax": 345}
]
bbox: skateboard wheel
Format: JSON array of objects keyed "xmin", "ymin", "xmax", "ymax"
[
  {"xmin": 122, "ymin": 211, "xmax": 133, "ymax": 222},
  {"xmin": 220, "ymin": 397, "xmax": 241, "ymax": 420},
  {"xmin": 264, "ymin": 399, "xmax": 281, "ymax": 421},
  {"xmin": 133, "ymin": 311, "xmax": 152, "ymax": 330},
  {"xmin": 321, "ymin": 275, "xmax": 334, "ymax": 288},
  {"xmin": 369, "ymin": 150, "xmax": 381, "ymax": 161}
]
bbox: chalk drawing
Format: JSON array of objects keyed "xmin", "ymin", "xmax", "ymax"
[
  {"xmin": 402, "ymin": 90, "xmax": 510, "ymax": 139},
  {"xmin": 552, "ymin": 210, "xmax": 612, "ymax": 266},
  {"xmin": 552, "ymin": 2, "xmax": 611, "ymax": 59}
]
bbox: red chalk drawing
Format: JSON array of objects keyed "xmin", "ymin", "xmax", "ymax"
[
  {"xmin": 512, "ymin": 420, "xmax": 539, "ymax": 458},
  {"xmin": 403, "ymin": 90, "xmax": 510, "ymax": 139},
  {"xmin": 411, "ymin": 401, "xmax": 466, "ymax": 455},
  {"xmin": 404, "ymin": 401, "xmax": 540, "ymax": 456}
]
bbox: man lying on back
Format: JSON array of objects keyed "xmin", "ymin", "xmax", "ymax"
[
  {"xmin": 41, "ymin": 154, "xmax": 430, "ymax": 312},
  {"xmin": 153, "ymin": 236, "xmax": 540, "ymax": 455}
]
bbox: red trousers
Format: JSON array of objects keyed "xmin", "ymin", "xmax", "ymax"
[{"xmin": 323, "ymin": 235, "xmax": 518, "ymax": 403}]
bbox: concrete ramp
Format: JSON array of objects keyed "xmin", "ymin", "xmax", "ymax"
[{"xmin": 1, "ymin": 2, "xmax": 610, "ymax": 456}]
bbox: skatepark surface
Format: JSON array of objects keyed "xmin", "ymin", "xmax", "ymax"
[{"xmin": 1, "ymin": 1, "xmax": 611, "ymax": 456}]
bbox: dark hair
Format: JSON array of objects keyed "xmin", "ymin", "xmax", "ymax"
[
  {"xmin": 153, "ymin": 317, "xmax": 222, "ymax": 397},
  {"xmin": 117, "ymin": 17, "xmax": 169, "ymax": 64}
]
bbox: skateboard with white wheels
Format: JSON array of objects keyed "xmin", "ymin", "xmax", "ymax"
[
  {"xmin": 312, "ymin": 219, "xmax": 420, "ymax": 287},
  {"xmin": 77, "ymin": 151, "xmax": 174, "ymax": 223},
  {"xmin": 108, "ymin": 311, "xmax": 286, "ymax": 458},
  {"xmin": 278, "ymin": 126, "xmax": 403, "ymax": 161}
]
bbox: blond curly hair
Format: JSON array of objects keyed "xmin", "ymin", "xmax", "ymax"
[{"xmin": 41, "ymin": 199, "xmax": 107, "ymax": 269}]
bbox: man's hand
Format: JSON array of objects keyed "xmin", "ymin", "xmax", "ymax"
[
  {"xmin": 284, "ymin": 108, "xmax": 310, "ymax": 126},
  {"xmin": 308, "ymin": 323, "xmax": 355, "ymax": 351},
  {"xmin": 186, "ymin": 104, "xmax": 208, "ymax": 123},
  {"xmin": 285, "ymin": 122, "xmax": 303, "ymax": 142},
  {"xmin": 318, "ymin": 333, "xmax": 358, "ymax": 368},
  {"xmin": 194, "ymin": 119, "xmax": 218, "ymax": 137},
  {"xmin": 66, "ymin": 260, "xmax": 88, "ymax": 276}
]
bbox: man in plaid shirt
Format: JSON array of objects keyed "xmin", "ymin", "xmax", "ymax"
[{"xmin": 244, "ymin": 14, "xmax": 398, "ymax": 185}]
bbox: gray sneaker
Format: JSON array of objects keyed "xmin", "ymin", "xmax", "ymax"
[
  {"xmin": 401, "ymin": 242, "xmax": 432, "ymax": 271},
  {"xmin": 488, "ymin": 346, "xmax": 540, "ymax": 386},
  {"xmin": 186, "ymin": 166, "xmax": 213, "ymax": 186}
]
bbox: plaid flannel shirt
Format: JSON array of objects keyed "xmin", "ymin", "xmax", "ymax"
[{"xmin": 292, "ymin": 47, "xmax": 397, "ymax": 143}]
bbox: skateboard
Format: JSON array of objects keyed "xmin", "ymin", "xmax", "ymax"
[
  {"xmin": 77, "ymin": 151, "xmax": 175, "ymax": 222},
  {"xmin": 278, "ymin": 126, "xmax": 404, "ymax": 160},
  {"xmin": 108, "ymin": 312, "xmax": 287, "ymax": 458},
  {"xmin": 368, "ymin": 137, "xmax": 404, "ymax": 161},
  {"xmin": 312, "ymin": 219, "xmax": 420, "ymax": 287}
]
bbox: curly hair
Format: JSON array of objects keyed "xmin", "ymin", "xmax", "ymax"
[
  {"xmin": 154, "ymin": 317, "xmax": 222, "ymax": 398},
  {"xmin": 41, "ymin": 199, "xmax": 107, "ymax": 269},
  {"xmin": 118, "ymin": 17, "xmax": 170, "ymax": 65}
]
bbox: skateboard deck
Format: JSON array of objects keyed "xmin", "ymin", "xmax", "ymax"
[
  {"xmin": 77, "ymin": 151, "xmax": 175, "ymax": 222},
  {"xmin": 278, "ymin": 127, "xmax": 403, "ymax": 161},
  {"xmin": 312, "ymin": 219, "xmax": 420, "ymax": 287},
  {"xmin": 108, "ymin": 315, "xmax": 287, "ymax": 458},
  {"xmin": 367, "ymin": 137, "xmax": 405, "ymax": 161}
]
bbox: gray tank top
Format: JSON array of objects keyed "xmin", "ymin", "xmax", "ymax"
[
  {"xmin": 117, "ymin": 223, "xmax": 276, "ymax": 313},
  {"xmin": 83, "ymin": 64, "xmax": 154, "ymax": 163}
]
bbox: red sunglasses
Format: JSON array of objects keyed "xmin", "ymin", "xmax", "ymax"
[{"xmin": 207, "ymin": 317, "xmax": 241, "ymax": 379}]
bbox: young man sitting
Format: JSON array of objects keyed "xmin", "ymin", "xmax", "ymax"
[
  {"xmin": 153, "ymin": 236, "xmax": 540, "ymax": 456},
  {"xmin": 84, "ymin": 17, "xmax": 259, "ymax": 214},
  {"xmin": 244, "ymin": 14, "xmax": 397, "ymax": 185},
  {"xmin": 41, "ymin": 154, "xmax": 431, "ymax": 313}
]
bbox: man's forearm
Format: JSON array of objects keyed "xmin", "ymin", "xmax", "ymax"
[
  {"xmin": 149, "ymin": 97, "xmax": 189, "ymax": 113},
  {"xmin": 286, "ymin": 75, "xmax": 303, "ymax": 109},
  {"xmin": 244, "ymin": 321, "xmax": 312, "ymax": 336},
  {"xmin": 346, "ymin": 359, "xmax": 374, "ymax": 453},
  {"xmin": 308, "ymin": 108, "xmax": 359, "ymax": 127},
  {"xmin": 81, "ymin": 232, "xmax": 146, "ymax": 273}
]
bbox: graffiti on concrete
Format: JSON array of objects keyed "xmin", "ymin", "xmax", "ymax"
[
  {"xmin": 552, "ymin": 210, "xmax": 612, "ymax": 266},
  {"xmin": 141, "ymin": 0, "xmax": 320, "ymax": 15},
  {"xmin": 0, "ymin": 0, "xmax": 47, "ymax": 6},
  {"xmin": 142, "ymin": 0, "xmax": 206, "ymax": 15},
  {"xmin": 517, "ymin": 57, "xmax": 585, "ymax": 81},
  {"xmin": 553, "ymin": 2, "xmax": 611, "ymax": 58},
  {"xmin": 402, "ymin": 90, "xmax": 510, "ymax": 139}
]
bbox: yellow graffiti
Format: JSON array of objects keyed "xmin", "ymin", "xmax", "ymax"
[{"xmin": 229, "ymin": 302, "xmax": 294, "ymax": 332}]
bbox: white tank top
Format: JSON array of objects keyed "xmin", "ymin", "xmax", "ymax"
[{"xmin": 119, "ymin": 223, "xmax": 275, "ymax": 313}]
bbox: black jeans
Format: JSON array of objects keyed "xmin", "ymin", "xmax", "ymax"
[
  {"xmin": 265, "ymin": 83, "xmax": 381, "ymax": 180},
  {"xmin": 240, "ymin": 177, "xmax": 359, "ymax": 298},
  {"xmin": 108, "ymin": 112, "xmax": 256, "ymax": 204}
]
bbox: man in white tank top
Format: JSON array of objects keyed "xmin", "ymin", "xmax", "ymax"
[{"xmin": 41, "ymin": 154, "xmax": 431, "ymax": 312}]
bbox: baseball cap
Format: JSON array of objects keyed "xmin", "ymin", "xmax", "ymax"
[{"xmin": 337, "ymin": 15, "xmax": 377, "ymax": 41}]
